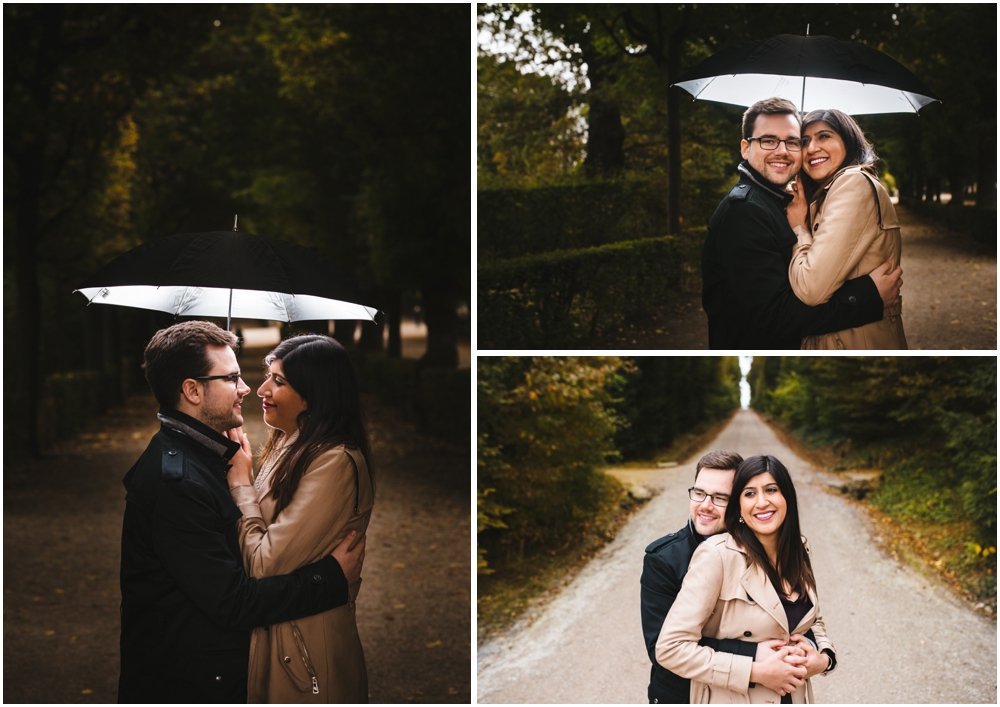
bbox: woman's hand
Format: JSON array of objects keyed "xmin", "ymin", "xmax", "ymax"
[
  {"xmin": 225, "ymin": 427, "xmax": 254, "ymax": 489},
  {"xmin": 788, "ymin": 634, "xmax": 832, "ymax": 679},
  {"xmin": 786, "ymin": 179, "xmax": 809, "ymax": 230}
]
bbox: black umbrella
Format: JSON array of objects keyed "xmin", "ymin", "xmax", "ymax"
[
  {"xmin": 75, "ymin": 229, "xmax": 377, "ymax": 328},
  {"xmin": 674, "ymin": 34, "xmax": 939, "ymax": 115}
]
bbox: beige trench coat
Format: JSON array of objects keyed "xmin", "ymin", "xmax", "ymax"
[
  {"xmin": 230, "ymin": 438, "xmax": 374, "ymax": 703},
  {"xmin": 656, "ymin": 534, "xmax": 836, "ymax": 704},
  {"xmin": 789, "ymin": 166, "xmax": 907, "ymax": 349}
]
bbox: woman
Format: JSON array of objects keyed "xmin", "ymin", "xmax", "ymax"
[
  {"xmin": 226, "ymin": 335, "xmax": 375, "ymax": 703},
  {"xmin": 786, "ymin": 108, "xmax": 907, "ymax": 349},
  {"xmin": 656, "ymin": 456, "xmax": 836, "ymax": 703}
]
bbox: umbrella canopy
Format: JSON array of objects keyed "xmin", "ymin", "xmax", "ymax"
[
  {"xmin": 674, "ymin": 34, "xmax": 939, "ymax": 115},
  {"xmin": 75, "ymin": 231, "xmax": 378, "ymax": 325}
]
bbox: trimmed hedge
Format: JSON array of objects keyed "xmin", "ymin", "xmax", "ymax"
[
  {"xmin": 479, "ymin": 235, "xmax": 692, "ymax": 348},
  {"xmin": 478, "ymin": 178, "xmax": 668, "ymax": 260}
]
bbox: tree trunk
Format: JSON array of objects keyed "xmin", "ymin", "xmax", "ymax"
[
  {"xmin": 385, "ymin": 291, "xmax": 402, "ymax": 358},
  {"xmin": 976, "ymin": 121, "xmax": 997, "ymax": 209},
  {"xmin": 665, "ymin": 7, "xmax": 692, "ymax": 236},
  {"xmin": 418, "ymin": 285, "xmax": 458, "ymax": 369},
  {"xmin": 582, "ymin": 39, "xmax": 625, "ymax": 179}
]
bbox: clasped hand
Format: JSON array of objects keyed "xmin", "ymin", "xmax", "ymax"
[
  {"xmin": 225, "ymin": 427, "xmax": 254, "ymax": 489},
  {"xmin": 751, "ymin": 634, "xmax": 829, "ymax": 697}
]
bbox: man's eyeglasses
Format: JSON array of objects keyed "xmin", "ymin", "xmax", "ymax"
[
  {"xmin": 688, "ymin": 487, "xmax": 730, "ymax": 507},
  {"xmin": 192, "ymin": 373, "xmax": 243, "ymax": 385},
  {"xmin": 746, "ymin": 136, "xmax": 803, "ymax": 152}
]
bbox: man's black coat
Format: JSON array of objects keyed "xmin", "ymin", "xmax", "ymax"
[
  {"xmin": 118, "ymin": 408, "xmax": 350, "ymax": 704},
  {"xmin": 640, "ymin": 521, "xmax": 757, "ymax": 704},
  {"xmin": 702, "ymin": 162, "xmax": 884, "ymax": 349}
]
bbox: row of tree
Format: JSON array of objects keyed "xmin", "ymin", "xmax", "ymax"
[
  {"xmin": 477, "ymin": 356, "xmax": 740, "ymax": 573},
  {"xmin": 6, "ymin": 5, "xmax": 469, "ymax": 456},
  {"xmin": 750, "ymin": 357, "xmax": 997, "ymax": 546},
  {"xmin": 478, "ymin": 4, "xmax": 996, "ymax": 229}
]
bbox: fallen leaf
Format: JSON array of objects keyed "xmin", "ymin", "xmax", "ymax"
[
  {"xmin": 425, "ymin": 640, "xmax": 442, "ymax": 648},
  {"xmin": 448, "ymin": 687, "xmax": 459, "ymax": 695},
  {"xmin": 81, "ymin": 689, "xmax": 93, "ymax": 695},
  {"xmin": 45, "ymin": 630, "xmax": 55, "ymax": 636},
  {"xmin": 391, "ymin": 563, "xmax": 405, "ymax": 570},
  {"xmin": 394, "ymin": 603, "xmax": 406, "ymax": 609}
]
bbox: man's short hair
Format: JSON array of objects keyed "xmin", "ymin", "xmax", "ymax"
[
  {"xmin": 143, "ymin": 321, "xmax": 238, "ymax": 408},
  {"xmin": 742, "ymin": 97, "xmax": 799, "ymax": 140},
  {"xmin": 694, "ymin": 450, "xmax": 744, "ymax": 481}
]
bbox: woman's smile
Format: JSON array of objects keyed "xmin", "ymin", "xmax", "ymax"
[{"xmin": 802, "ymin": 121, "xmax": 846, "ymax": 186}]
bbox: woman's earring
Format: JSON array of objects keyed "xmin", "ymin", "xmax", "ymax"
[{"xmin": 739, "ymin": 516, "xmax": 745, "ymax": 524}]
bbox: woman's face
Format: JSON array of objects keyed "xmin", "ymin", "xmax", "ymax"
[
  {"xmin": 802, "ymin": 121, "xmax": 847, "ymax": 186},
  {"xmin": 739, "ymin": 471, "xmax": 787, "ymax": 540},
  {"xmin": 258, "ymin": 358, "xmax": 308, "ymax": 433}
]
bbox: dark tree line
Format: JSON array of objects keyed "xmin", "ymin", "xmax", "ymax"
[
  {"xmin": 5, "ymin": 5, "xmax": 469, "ymax": 456},
  {"xmin": 479, "ymin": 4, "xmax": 996, "ymax": 227}
]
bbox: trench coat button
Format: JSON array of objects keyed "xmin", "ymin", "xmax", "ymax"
[
  {"xmin": 814, "ymin": 223, "xmax": 819, "ymax": 231},
  {"xmin": 167, "ymin": 450, "xmax": 177, "ymax": 456},
  {"xmin": 744, "ymin": 630, "xmax": 752, "ymax": 637},
  {"xmin": 848, "ymin": 295, "xmax": 857, "ymax": 304},
  {"xmin": 215, "ymin": 676, "xmax": 222, "ymax": 682},
  {"xmin": 313, "ymin": 574, "xmax": 322, "ymax": 581},
  {"xmin": 284, "ymin": 656, "xmax": 292, "ymax": 664}
]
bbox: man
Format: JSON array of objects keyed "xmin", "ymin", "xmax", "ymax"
[
  {"xmin": 640, "ymin": 451, "xmax": 807, "ymax": 703},
  {"xmin": 702, "ymin": 97, "xmax": 903, "ymax": 349},
  {"xmin": 119, "ymin": 321, "xmax": 365, "ymax": 703}
]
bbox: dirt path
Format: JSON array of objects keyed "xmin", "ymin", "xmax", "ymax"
[
  {"xmin": 3, "ymin": 350, "xmax": 471, "ymax": 704},
  {"xmin": 617, "ymin": 205, "xmax": 995, "ymax": 350},
  {"xmin": 476, "ymin": 409, "xmax": 997, "ymax": 703}
]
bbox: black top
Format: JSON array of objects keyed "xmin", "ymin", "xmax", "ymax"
[
  {"xmin": 702, "ymin": 162, "xmax": 884, "ymax": 349},
  {"xmin": 118, "ymin": 407, "xmax": 350, "ymax": 703}
]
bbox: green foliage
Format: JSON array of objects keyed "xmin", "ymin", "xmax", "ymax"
[
  {"xmin": 479, "ymin": 234, "xmax": 700, "ymax": 348},
  {"xmin": 478, "ymin": 178, "xmax": 669, "ymax": 260},
  {"xmin": 613, "ymin": 357, "xmax": 740, "ymax": 460},
  {"xmin": 752, "ymin": 357, "xmax": 997, "ymax": 545},
  {"xmin": 477, "ymin": 357, "xmax": 629, "ymax": 572}
]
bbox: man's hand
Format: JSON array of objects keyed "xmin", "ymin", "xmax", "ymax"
[
  {"xmin": 788, "ymin": 634, "xmax": 831, "ymax": 679},
  {"xmin": 785, "ymin": 179, "xmax": 809, "ymax": 230},
  {"xmin": 869, "ymin": 259, "xmax": 903, "ymax": 308},
  {"xmin": 750, "ymin": 639, "xmax": 807, "ymax": 696},
  {"xmin": 332, "ymin": 531, "xmax": 366, "ymax": 585},
  {"xmin": 224, "ymin": 427, "xmax": 254, "ymax": 489}
]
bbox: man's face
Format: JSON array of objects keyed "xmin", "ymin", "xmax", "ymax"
[
  {"xmin": 740, "ymin": 112, "xmax": 802, "ymax": 187},
  {"xmin": 193, "ymin": 345, "xmax": 251, "ymax": 433},
  {"xmin": 689, "ymin": 467, "xmax": 735, "ymax": 536}
]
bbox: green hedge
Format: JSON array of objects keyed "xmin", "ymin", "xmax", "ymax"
[
  {"xmin": 904, "ymin": 201, "xmax": 996, "ymax": 250},
  {"xmin": 478, "ymin": 178, "xmax": 669, "ymax": 260},
  {"xmin": 479, "ymin": 235, "xmax": 692, "ymax": 348}
]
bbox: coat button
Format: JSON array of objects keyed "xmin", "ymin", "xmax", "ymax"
[
  {"xmin": 744, "ymin": 631, "xmax": 752, "ymax": 637},
  {"xmin": 313, "ymin": 574, "xmax": 322, "ymax": 581},
  {"xmin": 814, "ymin": 223, "xmax": 819, "ymax": 231},
  {"xmin": 215, "ymin": 676, "xmax": 222, "ymax": 682},
  {"xmin": 284, "ymin": 656, "xmax": 292, "ymax": 664},
  {"xmin": 848, "ymin": 295, "xmax": 857, "ymax": 304},
  {"xmin": 167, "ymin": 450, "xmax": 177, "ymax": 456}
]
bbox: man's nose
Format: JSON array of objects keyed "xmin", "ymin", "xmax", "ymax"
[
  {"xmin": 237, "ymin": 378, "xmax": 250, "ymax": 396},
  {"xmin": 698, "ymin": 496, "xmax": 716, "ymax": 512}
]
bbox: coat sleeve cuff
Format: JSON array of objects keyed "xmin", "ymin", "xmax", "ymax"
[
  {"xmin": 712, "ymin": 651, "xmax": 753, "ymax": 694},
  {"xmin": 229, "ymin": 484, "xmax": 263, "ymax": 519},
  {"xmin": 792, "ymin": 224, "xmax": 813, "ymax": 243}
]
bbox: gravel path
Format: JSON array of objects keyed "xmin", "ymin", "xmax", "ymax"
[
  {"xmin": 3, "ymin": 351, "xmax": 471, "ymax": 704},
  {"xmin": 894, "ymin": 206, "xmax": 996, "ymax": 350},
  {"xmin": 476, "ymin": 409, "xmax": 997, "ymax": 703},
  {"xmin": 617, "ymin": 205, "xmax": 996, "ymax": 350}
]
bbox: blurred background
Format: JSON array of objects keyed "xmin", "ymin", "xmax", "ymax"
[{"xmin": 5, "ymin": 4, "xmax": 470, "ymax": 458}]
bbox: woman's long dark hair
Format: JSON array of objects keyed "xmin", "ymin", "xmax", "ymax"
[
  {"xmin": 259, "ymin": 335, "xmax": 375, "ymax": 517},
  {"xmin": 724, "ymin": 455, "xmax": 815, "ymax": 598},
  {"xmin": 799, "ymin": 108, "xmax": 878, "ymax": 200}
]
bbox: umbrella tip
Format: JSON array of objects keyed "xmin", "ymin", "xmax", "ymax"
[
  {"xmin": 233, "ymin": 214, "xmax": 238, "ymax": 232},
  {"xmin": 806, "ymin": 23, "xmax": 810, "ymax": 36}
]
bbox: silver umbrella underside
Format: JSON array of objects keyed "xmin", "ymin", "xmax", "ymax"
[{"xmin": 77, "ymin": 285, "xmax": 378, "ymax": 323}]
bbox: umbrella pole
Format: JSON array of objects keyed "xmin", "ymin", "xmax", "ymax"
[{"xmin": 227, "ymin": 288, "xmax": 232, "ymax": 331}]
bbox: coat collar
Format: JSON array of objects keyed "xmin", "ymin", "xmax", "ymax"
[
  {"xmin": 738, "ymin": 161, "xmax": 793, "ymax": 205},
  {"xmin": 723, "ymin": 534, "xmax": 820, "ymax": 635},
  {"xmin": 157, "ymin": 407, "xmax": 241, "ymax": 461}
]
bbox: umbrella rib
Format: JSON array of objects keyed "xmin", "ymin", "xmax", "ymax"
[{"xmin": 691, "ymin": 76, "xmax": 718, "ymax": 99}]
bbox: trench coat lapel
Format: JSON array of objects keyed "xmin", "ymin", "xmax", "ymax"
[{"xmin": 727, "ymin": 535, "xmax": 789, "ymax": 634}]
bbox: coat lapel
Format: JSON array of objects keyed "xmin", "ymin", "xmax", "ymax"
[{"xmin": 727, "ymin": 536, "xmax": 789, "ymax": 635}]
